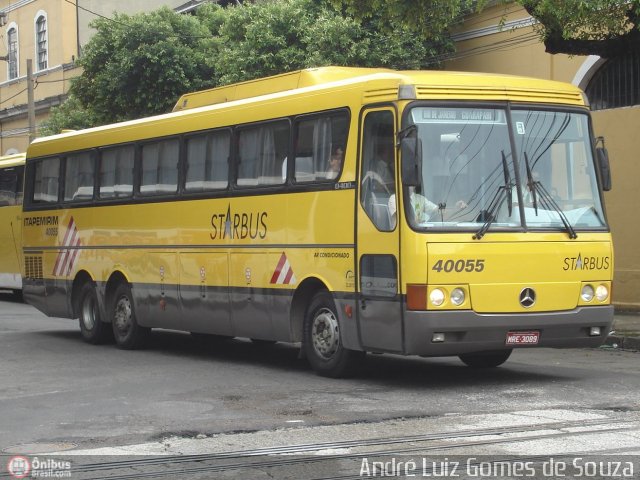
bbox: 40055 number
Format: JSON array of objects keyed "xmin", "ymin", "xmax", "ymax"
[{"xmin": 432, "ymin": 259, "xmax": 485, "ymax": 273}]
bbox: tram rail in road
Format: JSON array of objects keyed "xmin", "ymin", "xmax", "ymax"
[{"xmin": 8, "ymin": 410, "xmax": 638, "ymax": 480}]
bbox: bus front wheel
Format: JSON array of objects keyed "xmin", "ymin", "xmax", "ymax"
[
  {"xmin": 78, "ymin": 283, "xmax": 112, "ymax": 344},
  {"xmin": 111, "ymin": 283, "xmax": 149, "ymax": 349},
  {"xmin": 303, "ymin": 291, "xmax": 363, "ymax": 378},
  {"xmin": 458, "ymin": 349, "xmax": 512, "ymax": 368}
]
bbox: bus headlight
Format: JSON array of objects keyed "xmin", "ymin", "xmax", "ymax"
[
  {"xmin": 450, "ymin": 288, "xmax": 465, "ymax": 306},
  {"xmin": 429, "ymin": 288, "xmax": 445, "ymax": 307},
  {"xmin": 595, "ymin": 284, "xmax": 609, "ymax": 302},
  {"xmin": 581, "ymin": 284, "xmax": 595, "ymax": 302}
]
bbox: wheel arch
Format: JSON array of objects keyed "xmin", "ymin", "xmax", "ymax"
[
  {"xmin": 289, "ymin": 276, "xmax": 329, "ymax": 343},
  {"xmin": 71, "ymin": 270, "xmax": 95, "ymax": 318},
  {"xmin": 104, "ymin": 270, "xmax": 131, "ymax": 317}
]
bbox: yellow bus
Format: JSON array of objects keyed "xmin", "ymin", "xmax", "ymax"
[
  {"xmin": 22, "ymin": 67, "xmax": 613, "ymax": 377},
  {"xmin": 0, "ymin": 153, "xmax": 25, "ymax": 297}
]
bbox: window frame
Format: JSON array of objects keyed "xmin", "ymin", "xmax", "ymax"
[
  {"xmin": 34, "ymin": 11, "xmax": 48, "ymax": 72},
  {"xmin": 183, "ymin": 127, "xmax": 232, "ymax": 195},
  {"xmin": 62, "ymin": 150, "xmax": 97, "ymax": 204},
  {"xmin": 137, "ymin": 136, "xmax": 182, "ymax": 197},
  {"xmin": 291, "ymin": 109, "xmax": 350, "ymax": 185},
  {"xmin": 7, "ymin": 23, "xmax": 19, "ymax": 80},
  {"xmin": 97, "ymin": 143, "xmax": 137, "ymax": 202},
  {"xmin": 23, "ymin": 107, "xmax": 354, "ymax": 211},
  {"xmin": 234, "ymin": 118, "xmax": 291, "ymax": 190}
]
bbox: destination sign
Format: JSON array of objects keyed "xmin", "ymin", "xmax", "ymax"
[{"xmin": 414, "ymin": 108, "xmax": 504, "ymax": 124}]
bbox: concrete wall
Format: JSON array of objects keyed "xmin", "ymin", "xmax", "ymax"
[
  {"xmin": 77, "ymin": 1, "xmax": 189, "ymax": 48},
  {"xmin": 448, "ymin": 2, "xmax": 640, "ymax": 309}
]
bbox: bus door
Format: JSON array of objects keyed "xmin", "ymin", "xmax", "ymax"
[{"xmin": 356, "ymin": 108, "xmax": 403, "ymax": 353}]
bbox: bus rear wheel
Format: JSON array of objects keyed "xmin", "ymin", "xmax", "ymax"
[
  {"xmin": 459, "ymin": 349, "xmax": 512, "ymax": 368},
  {"xmin": 78, "ymin": 283, "xmax": 112, "ymax": 344},
  {"xmin": 111, "ymin": 283, "xmax": 148, "ymax": 349},
  {"xmin": 303, "ymin": 291, "xmax": 362, "ymax": 378}
]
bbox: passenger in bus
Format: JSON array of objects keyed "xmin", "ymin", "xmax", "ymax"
[{"xmin": 326, "ymin": 146, "xmax": 343, "ymax": 179}]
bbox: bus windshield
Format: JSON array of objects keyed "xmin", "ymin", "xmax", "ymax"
[{"xmin": 405, "ymin": 106, "xmax": 606, "ymax": 234}]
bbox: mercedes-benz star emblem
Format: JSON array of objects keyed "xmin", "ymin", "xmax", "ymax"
[{"xmin": 519, "ymin": 288, "xmax": 536, "ymax": 308}]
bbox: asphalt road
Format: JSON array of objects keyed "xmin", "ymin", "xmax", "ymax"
[{"xmin": 1, "ymin": 293, "xmax": 639, "ymax": 478}]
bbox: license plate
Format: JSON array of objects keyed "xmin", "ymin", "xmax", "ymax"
[{"xmin": 506, "ymin": 331, "xmax": 540, "ymax": 346}]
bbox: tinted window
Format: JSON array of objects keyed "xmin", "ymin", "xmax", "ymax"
[
  {"xmin": 64, "ymin": 152, "xmax": 94, "ymax": 202},
  {"xmin": 99, "ymin": 145, "xmax": 134, "ymax": 199},
  {"xmin": 360, "ymin": 110, "xmax": 396, "ymax": 231},
  {"xmin": 185, "ymin": 130, "xmax": 230, "ymax": 192},
  {"xmin": 140, "ymin": 139, "xmax": 179, "ymax": 195},
  {"xmin": 0, "ymin": 170, "xmax": 18, "ymax": 205},
  {"xmin": 237, "ymin": 121, "xmax": 289, "ymax": 187},
  {"xmin": 294, "ymin": 113, "xmax": 348, "ymax": 183},
  {"xmin": 32, "ymin": 158, "xmax": 60, "ymax": 204}
]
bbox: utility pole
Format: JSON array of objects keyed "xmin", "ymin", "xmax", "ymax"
[{"xmin": 27, "ymin": 59, "xmax": 36, "ymax": 143}]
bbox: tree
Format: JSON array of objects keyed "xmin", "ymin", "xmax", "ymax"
[
  {"xmin": 39, "ymin": 95, "xmax": 98, "ymax": 137},
  {"xmin": 71, "ymin": 7, "xmax": 216, "ymax": 125},
  {"xmin": 200, "ymin": 0, "xmax": 452, "ymax": 85},
  {"xmin": 520, "ymin": 0, "xmax": 640, "ymax": 57},
  {"xmin": 328, "ymin": 0, "xmax": 483, "ymax": 44},
  {"xmin": 45, "ymin": 1, "xmax": 462, "ymax": 134}
]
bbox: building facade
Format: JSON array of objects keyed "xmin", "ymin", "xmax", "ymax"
[
  {"xmin": 0, "ymin": 0, "xmax": 201, "ymax": 155},
  {"xmin": 449, "ymin": 2, "xmax": 640, "ymax": 309}
]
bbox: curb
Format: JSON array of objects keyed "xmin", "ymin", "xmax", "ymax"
[{"xmin": 603, "ymin": 334, "xmax": 640, "ymax": 351}]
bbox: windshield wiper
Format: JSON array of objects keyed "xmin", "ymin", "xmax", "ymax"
[
  {"xmin": 473, "ymin": 150, "xmax": 513, "ymax": 240},
  {"xmin": 523, "ymin": 152, "xmax": 577, "ymax": 239}
]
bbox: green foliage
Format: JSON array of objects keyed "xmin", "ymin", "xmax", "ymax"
[
  {"xmin": 39, "ymin": 95, "xmax": 98, "ymax": 137},
  {"xmin": 204, "ymin": 0, "xmax": 450, "ymax": 85},
  {"xmin": 520, "ymin": 0, "xmax": 639, "ymax": 41},
  {"xmin": 329, "ymin": 0, "xmax": 485, "ymax": 41},
  {"xmin": 45, "ymin": 0, "xmax": 464, "ymax": 134},
  {"xmin": 71, "ymin": 7, "xmax": 216, "ymax": 125},
  {"xmin": 518, "ymin": 0, "xmax": 640, "ymax": 56}
]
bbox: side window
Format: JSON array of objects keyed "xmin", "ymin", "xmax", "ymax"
[
  {"xmin": 140, "ymin": 138, "xmax": 179, "ymax": 195},
  {"xmin": 99, "ymin": 145, "xmax": 135, "ymax": 199},
  {"xmin": 16, "ymin": 165, "xmax": 24, "ymax": 205},
  {"xmin": 360, "ymin": 110, "xmax": 396, "ymax": 231},
  {"xmin": 64, "ymin": 152, "xmax": 94, "ymax": 202},
  {"xmin": 293, "ymin": 112, "xmax": 348, "ymax": 183},
  {"xmin": 237, "ymin": 121, "xmax": 289, "ymax": 187},
  {"xmin": 185, "ymin": 130, "xmax": 230, "ymax": 192},
  {"xmin": 32, "ymin": 158, "xmax": 60, "ymax": 204},
  {"xmin": 0, "ymin": 167, "xmax": 21, "ymax": 206}
]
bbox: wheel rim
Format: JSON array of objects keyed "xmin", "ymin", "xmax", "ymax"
[
  {"xmin": 81, "ymin": 294, "xmax": 97, "ymax": 331},
  {"xmin": 113, "ymin": 295, "xmax": 133, "ymax": 337},
  {"xmin": 311, "ymin": 307, "xmax": 340, "ymax": 359}
]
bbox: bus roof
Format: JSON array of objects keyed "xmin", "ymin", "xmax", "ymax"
[
  {"xmin": 172, "ymin": 67, "xmax": 393, "ymax": 111},
  {"xmin": 172, "ymin": 66, "xmax": 586, "ymax": 111},
  {"xmin": 27, "ymin": 67, "xmax": 586, "ymax": 158},
  {"xmin": 0, "ymin": 152, "xmax": 26, "ymax": 169}
]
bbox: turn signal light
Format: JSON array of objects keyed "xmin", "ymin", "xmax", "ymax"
[{"xmin": 406, "ymin": 284, "xmax": 427, "ymax": 310}]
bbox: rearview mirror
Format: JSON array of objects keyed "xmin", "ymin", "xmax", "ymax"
[
  {"xmin": 400, "ymin": 136, "xmax": 422, "ymax": 187},
  {"xmin": 596, "ymin": 146, "xmax": 612, "ymax": 191}
]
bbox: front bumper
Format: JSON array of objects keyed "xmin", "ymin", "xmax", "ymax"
[{"xmin": 404, "ymin": 305, "xmax": 614, "ymax": 356}]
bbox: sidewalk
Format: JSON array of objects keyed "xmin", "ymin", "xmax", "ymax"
[{"xmin": 604, "ymin": 311, "xmax": 640, "ymax": 350}]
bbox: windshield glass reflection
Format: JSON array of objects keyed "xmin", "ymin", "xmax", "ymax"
[{"xmin": 406, "ymin": 106, "xmax": 606, "ymax": 233}]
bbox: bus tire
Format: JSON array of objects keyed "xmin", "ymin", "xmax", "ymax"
[
  {"xmin": 111, "ymin": 283, "xmax": 148, "ymax": 350},
  {"xmin": 303, "ymin": 291, "xmax": 363, "ymax": 378},
  {"xmin": 78, "ymin": 283, "xmax": 112, "ymax": 344},
  {"xmin": 459, "ymin": 349, "xmax": 512, "ymax": 368}
]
